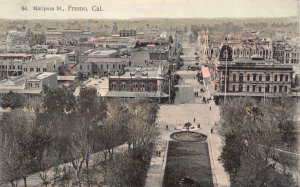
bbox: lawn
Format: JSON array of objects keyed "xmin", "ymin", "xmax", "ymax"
[{"xmin": 163, "ymin": 140, "xmax": 213, "ymax": 187}]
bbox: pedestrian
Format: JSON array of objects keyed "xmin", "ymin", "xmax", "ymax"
[
  {"xmin": 211, "ymin": 128, "xmax": 213, "ymax": 134},
  {"xmin": 158, "ymin": 151, "xmax": 161, "ymax": 157},
  {"xmin": 196, "ymin": 91, "xmax": 198, "ymax": 97},
  {"xmin": 156, "ymin": 150, "xmax": 158, "ymax": 156},
  {"xmin": 166, "ymin": 125, "xmax": 168, "ymax": 131},
  {"xmin": 193, "ymin": 118, "xmax": 196, "ymax": 123},
  {"xmin": 198, "ymin": 123, "xmax": 200, "ymax": 128},
  {"xmin": 210, "ymin": 106, "xmax": 211, "ymax": 111}
]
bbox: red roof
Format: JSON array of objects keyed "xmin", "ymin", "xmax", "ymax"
[
  {"xmin": 201, "ymin": 67, "xmax": 210, "ymax": 78},
  {"xmin": 0, "ymin": 53, "xmax": 32, "ymax": 57}
]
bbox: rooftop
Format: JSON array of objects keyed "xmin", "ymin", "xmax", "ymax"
[
  {"xmin": 74, "ymin": 77, "xmax": 109, "ymax": 96},
  {"xmin": 0, "ymin": 53, "xmax": 32, "ymax": 58},
  {"xmin": 86, "ymin": 57, "xmax": 129, "ymax": 63}
]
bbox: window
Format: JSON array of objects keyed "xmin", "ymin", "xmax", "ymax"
[
  {"xmin": 54, "ymin": 65, "xmax": 56, "ymax": 69},
  {"xmin": 232, "ymin": 85, "xmax": 236, "ymax": 92},
  {"xmin": 140, "ymin": 83, "xmax": 145, "ymax": 91},
  {"xmin": 265, "ymin": 85, "xmax": 270, "ymax": 92},
  {"xmin": 258, "ymin": 86, "xmax": 261, "ymax": 92},
  {"xmin": 233, "ymin": 74, "xmax": 236, "ymax": 82},
  {"xmin": 285, "ymin": 75, "xmax": 288, "ymax": 82},
  {"xmin": 247, "ymin": 74, "xmax": 250, "ymax": 81},
  {"xmin": 259, "ymin": 74, "xmax": 262, "ymax": 81},
  {"xmin": 101, "ymin": 64, "xmax": 103, "ymax": 69},
  {"xmin": 279, "ymin": 86, "xmax": 283, "ymax": 92},
  {"xmin": 274, "ymin": 86, "xmax": 277, "ymax": 92},
  {"xmin": 266, "ymin": 74, "xmax": 270, "ymax": 81},
  {"xmin": 111, "ymin": 82, "xmax": 117, "ymax": 90},
  {"xmin": 24, "ymin": 68, "xmax": 27, "ymax": 72},
  {"xmin": 30, "ymin": 68, "xmax": 34, "ymax": 72},
  {"xmin": 80, "ymin": 65, "xmax": 82, "ymax": 70},
  {"xmin": 107, "ymin": 64, "xmax": 109, "ymax": 69},
  {"xmin": 247, "ymin": 85, "xmax": 250, "ymax": 92},
  {"xmin": 36, "ymin": 68, "xmax": 40, "ymax": 72},
  {"xmin": 239, "ymin": 73, "xmax": 244, "ymax": 82},
  {"xmin": 252, "ymin": 85, "xmax": 256, "ymax": 92},
  {"xmin": 12, "ymin": 65, "xmax": 15, "ymax": 69},
  {"xmin": 253, "ymin": 74, "xmax": 257, "ymax": 81},
  {"xmin": 43, "ymin": 68, "xmax": 47, "ymax": 72},
  {"xmin": 120, "ymin": 82, "xmax": 126, "ymax": 90},
  {"xmin": 149, "ymin": 83, "xmax": 153, "ymax": 91},
  {"xmin": 35, "ymin": 83, "xmax": 39, "ymax": 87},
  {"xmin": 280, "ymin": 75, "xmax": 283, "ymax": 82},
  {"xmin": 274, "ymin": 75, "xmax": 277, "ymax": 81},
  {"xmin": 238, "ymin": 84, "xmax": 243, "ymax": 92},
  {"xmin": 28, "ymin": 83, "xmax": 32, "ymax": 87},
  {"xmin": 284, "ymin": 86, "xmax": 288, "ymax": 93},
  {"xmin": 87, "ymin": 65, "xmax": 90, "ymax": 70},
  {"xmin": 113, "ymin": 64, "xmax": 115, "ymax": 69}
]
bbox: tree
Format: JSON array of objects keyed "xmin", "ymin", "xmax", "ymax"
[
  {"xmin": 219, "ymin": 97, "xmax": 297, "ymax": 186},
  {"xmin": 0, "ymin": 91, "xmax": 24, "ymax": 109},
  {"xmin": 0, "ymin": 110, "xmax": 35, "ymax": 187}
]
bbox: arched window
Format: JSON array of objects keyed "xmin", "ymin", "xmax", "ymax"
[
  {"xmin": 253, "ymin": 74, "xmax": 257, "ymax": 81},
  {"xmin": 246, "ymin": 85, "xmax": 250, "ymax": 92},
  {"xmin": 111, "ymin": 82, "xmax": 117, "ymax": 90},
  {"xmin": 274, "ymin": 75, "xmax": 278, "ymax": 81},
  {"xmin": 274, "ymin": 86, "xmax": 277, "ymax": 92},
  {"xmin": 239, "ymin": 73, "xmax": 244, "ymax": 82},
  {"xmin": 266, "ymin": 74, "xmax": 270, "ymax": 81},
  {"xmin": 265, "ymin": 85, "xmax": 270, "ymax": 92},
  {"xmin": 247, "ymin": 74, "xmax": 250, "ymax": 81},
  {"xmin": 120, "ymin": 82, "xmax": 126, "ymax": 91},
  {"xmin": 233, "ymin": 74, "xmax": 236, "ymax": 82},
  {"xmin": 140, "ymin": 82, "xmax": 145, "ymax": 91},
  {"xmin": 280, "ymin": 75, "xmax": 283, "ymax": 82},
  {"xmin": 232, "ymin": 85, "xmax": 236, "ymax": 92},
  {"xmin": 259, "ymin": 74, "xmax": 262, "ymax": 81},
  {"xmin": 285, "ymin": 75, "xmax": 288, "ymax": 82},
  {"xmin": 132, "ymin": 83, "xmax": 138, "ymax": 91},
  {"xmin": 238, "ymin": 84, "xmax": 243, "ymax": 92},
  {"xmin": 258, "ymin": 86, "xmax": 262, "ymax": 92}
]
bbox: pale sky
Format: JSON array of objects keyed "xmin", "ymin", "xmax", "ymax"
[{"xmin": 0, "ymin": 0, "xmax": 298, "ymax": 19}]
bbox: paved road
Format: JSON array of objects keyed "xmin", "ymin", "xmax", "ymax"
[{"xmin": 145, "ymin": 42, "xmax": 230, "ymax": 187}]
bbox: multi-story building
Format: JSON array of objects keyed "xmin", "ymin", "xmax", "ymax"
[
  {"xmin": 107, "ymin": 64, "xmax": 170, "ymax": 100},
  {"xmin": 213, "ymin": 44, "xmax": 293, "ymax": 104},
  {"xmin": 45, "ymin": 30, "xmax": 63, "ymax": 45},
  {"xmin": 0, "ymin": 72, "xmax": 57, "ymax": 99},
  {"xmin": 79, "ymin": 57, "xmax": 129, "ymax": 76},
  {"xmin": 22, "ymin": 57, "xmax": 64, "ymax": 74},
  {"xmin": 119, "ymin": 29, "xmax": 137, "ymax": 37},
  {"xmin": 0, "ymin": 60, "xmax": 23, "ymax": 78},
  {"xmin": 0, "ymin": 53, "xmax": 33, "ymax": 78}
]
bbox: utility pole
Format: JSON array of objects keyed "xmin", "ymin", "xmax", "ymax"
[{"xmin": 224, "ymin": 49, "xmax": 228, "ymax": 105}]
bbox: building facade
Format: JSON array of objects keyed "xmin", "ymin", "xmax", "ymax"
[{"xmin": 214, "ymin": 51, "xmax": 293, "ymax": 101}]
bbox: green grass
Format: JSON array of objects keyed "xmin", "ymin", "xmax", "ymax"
[{"xmin": 163, "ymin": 141, "xmax": 213, "ymax": 187}]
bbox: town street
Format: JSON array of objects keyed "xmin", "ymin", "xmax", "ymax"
[{"xmin": 145, "ymin": 42, "xmax": 230, "ymax": 187}]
